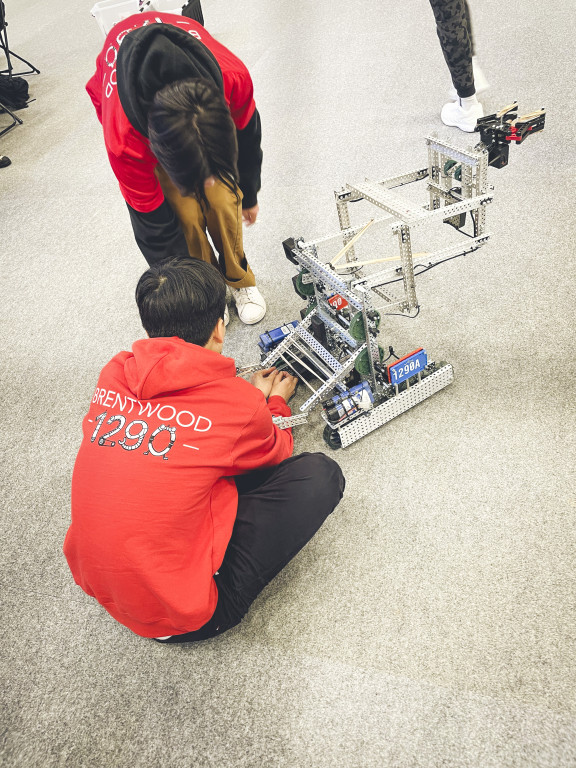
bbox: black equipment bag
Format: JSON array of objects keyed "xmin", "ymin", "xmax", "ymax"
[{"xmin": 0, "ymin": 73, "xmax": 29, "ymax": 110}]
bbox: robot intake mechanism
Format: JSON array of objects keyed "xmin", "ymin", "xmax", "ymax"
[{"xmin": 475, "ymin": 102, "xmax": 546, "ymax": 169}]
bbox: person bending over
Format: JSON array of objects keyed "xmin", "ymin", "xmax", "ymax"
[
  {"xmin": 63, "ymin": 257, "xmax": 345, "ymax": 643},
  {"xmin": 87, "ymin": 11, "xmax": 266, "ymax": 324}
]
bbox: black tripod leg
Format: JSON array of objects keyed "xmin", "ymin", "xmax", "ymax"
[
  {"xmin": 1, "ymin": 48, "xmax": 40, "ymax": 76},
  {"xmin": 0, "ymin": 98, "xmax": 23, "ymax": 136}
]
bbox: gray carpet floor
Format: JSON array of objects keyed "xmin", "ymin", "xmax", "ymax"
[{"xmin": 1, "ymin": 0, "xmax": 575, "ymax": 766}]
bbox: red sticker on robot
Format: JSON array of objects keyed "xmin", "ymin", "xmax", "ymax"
[{"xmin": 328, "ymin": 294, "xmax": 348, "ymax": 310}]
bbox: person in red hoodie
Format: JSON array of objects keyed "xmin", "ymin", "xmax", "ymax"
[
  {"xmin": 86, "ymin": 11, "xmax": 267, "ymax": 324},
  {"xmin": 64, "ymin": 257, "xmax": 345, "ymax": 642}
]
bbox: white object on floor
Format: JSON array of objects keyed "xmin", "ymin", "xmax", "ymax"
[
  {"xmin": 91, "ymin": 0, "xmax": 184, "ymax": 37},
  {"xmin": 91, "ymin": 0, "xmax": 137, "ymax": 36},
  {"xmin": 441, "ymin": 96, "xmax": 484, "ymax": 133},
  {"xmin": 448, "ymin": 56, "xmax": 490, "ymax": 100},
  {"xmin": 224, "ymin": 304, "xmax": 230, "ymax": 327},
  {"xmin": 230, "ymin": 286, "xmax": 267, "ymax": 325}
]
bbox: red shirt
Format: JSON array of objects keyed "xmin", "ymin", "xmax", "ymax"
[
  {"xmin": 64, "ymin": 337, "xmax": 292, "ymax": 637},
  {"xmin": 86, "ymin": 12, "xmax": 256, "ymax": 212}
]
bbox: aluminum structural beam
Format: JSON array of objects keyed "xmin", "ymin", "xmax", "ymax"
[
  {"xmin": 372, "ymin": 168, "xmax": 429, "ymax": 188},
  {"xmin": 425, "ymin": 135, "xmax": 483, "ymax": 165},
  {"xmin": 334, "ymin": 364, "xmax": 454, "ymax": 447},
  {"xmin": 346, "ymin": 181, "xmax": 432, "ymax": 224},
  {"xmin": 401, "ymin": 193, "xmax": 493, "ymax": 228},
  {"xmin": 315, "ymin": 309, "xmax": 359, "ymax": 350},
  {"xmin": 272, "ymin": 413, "xmax": 309, "ymax": 429},
  {"xmin": 295, "ymin": 326, "xmax": 343, "ymax": 372},
  {"xmin": 289, "ymin": 244, "xmax": 368, "ymax": 313},
  {"xmin": 346, "ymin": 180, "xmax": 493, "ymax": 228},
  {"xmin": 299, "ymin": 343, "xmax": 367, "ymax": 412}
]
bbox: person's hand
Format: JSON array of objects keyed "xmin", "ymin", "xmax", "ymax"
[
  {"xmin": 242, "ymin": 204, "xmax": 259, "ymax": 226},
  {"xmin": 269, "ymin": 371, "xmax": 298, "ymax": 403},
  {"xmin": 250, "ymin": 367, "xmax": 278, "ymax": 399}
]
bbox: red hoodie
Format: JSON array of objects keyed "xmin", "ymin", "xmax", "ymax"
[
  {"xmin": 64, "ymin": 337, "xmax": 292, "ymax": 637},
  {"xmin": 86, "ymin": 12, "xmax": 257, "ymax": 212}
]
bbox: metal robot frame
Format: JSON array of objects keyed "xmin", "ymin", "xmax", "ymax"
[{"xmin": 239, "ymin": 103, "xmax": 545, "ymax": 448}]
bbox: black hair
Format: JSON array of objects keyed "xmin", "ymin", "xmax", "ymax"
[
  {"xmin": 136, "ymin": 256, "xmax": 226, "ymax": 347},
  {"xmin": 148, "ymin": 78, "xmax": 239, "ymax": 206}
]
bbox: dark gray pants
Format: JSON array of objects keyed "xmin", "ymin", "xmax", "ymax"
[
  {"xmin": 429, "ymin": 0, "xmax": 476, "ymax": 98},
  {"xmin": 156, "ymin": 452, "xmax": 345, "ymax": 643}
]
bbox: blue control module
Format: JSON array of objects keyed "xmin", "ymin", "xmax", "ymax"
[
  {"xmin": 258, "ymin": 321, "xmax": 298, "ymax": 353},
  {"xmin": 387, "ymin": 348, "xmax": 428, "ymax": 386}
]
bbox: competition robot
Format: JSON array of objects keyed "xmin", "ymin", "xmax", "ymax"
[{"xmin": 241, "ymin": 104, "xmax": 545, "ymax": 448}]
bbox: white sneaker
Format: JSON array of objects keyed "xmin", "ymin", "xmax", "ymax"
[
  {"xmin": 224, "ymin": 304, "xmax": 230, "ymax": 326},
  {"xmin": 441, "ymin": 99, "xmax": 484, "ymax": 132},
  {"xmin": 448, "ymin": 57, "xmax": 490, "ymax": 100},
  {"xmin": 230, "ymin": 285, "xmax": 267, "ymax": 324}
]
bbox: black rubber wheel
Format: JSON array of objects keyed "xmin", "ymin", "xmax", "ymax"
[{"xmin": 323, "ymin": 425, "xmax": 342, "ymax": 450}]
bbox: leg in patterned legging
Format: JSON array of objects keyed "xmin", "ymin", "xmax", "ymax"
[
  {"xmin": 428, "ymin": 0, "xmax": 485, "ymax": 131},
  {"xmin": 428, "ymin": 0, "xmax": 475, "ymax": 98}
]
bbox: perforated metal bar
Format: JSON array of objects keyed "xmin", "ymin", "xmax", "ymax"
[
  {"xmin": 273, "ymin": 413, "xmax": 309, "ymax": 429},
  {"xmin": 337, "ymin": 364, "xmax": 454, "ymax": 447},
  {"xmin": 346, "ymin": 181, "xmax": 430, "ymax": 224},
  {"xmin": 296, "ymin": 326, "xmax": 343, "ymax": 371},
  {"xmin": 426, "ymin": 234, "xmax": 490, "ymax": 262},
  {"xmin": 346, "ymin": 180, "xmax": 492, "ymax": 228},
  {"xmin": 389, "ymin": 193, "xmax": 493, "ymax": 228},
  {"xmin": 371, "ymin": 285, "xmax": 406, "ymax": 309},
  {"xmin": 428, "ymin": 142, "xmax": 441, "ymax": 212},
  {"xmin": 335, "ymin": 188, "xmax": 357, "ymax": 263},
  {"xmin": 316, "ymin": 309, "xmax": 358, "ymax": 349},
  {"xmin": 396, "ymin": 225, "xmax": 418, "ymax": 309},
  {"xmin": 372, "ymin": 168, "xmax": 429, "ymax": 188},
  {"xmin": 475, "ymin": 145, "xmax": 489, "ymax": 234},
  {"xmin": 236, "ymin": 364, "xmax": 261, "ymax": 376},
  {"xmin": 426, "ymin": 136, "xmax": 481, "ymax": 166},
  {"xmin": 300, "ymin": 344, "xmax": 368, "ymax": 412},
  {"xmin": 290, "ymin": 246, "xmax": 365, "ymax": 312}
]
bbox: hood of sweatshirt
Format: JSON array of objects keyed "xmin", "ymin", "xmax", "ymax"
[
  {"xmin": 123, "ymin": 337, "xmax": 235, "ymax": 401},
  {"xmin": 116, "ymin": 23, "xmax": 223, "ymax": 137}
]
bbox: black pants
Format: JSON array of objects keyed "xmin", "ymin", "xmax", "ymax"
[
  {"xmin": 429, "ymin": 0, "xmax": 476, "ymax": 98},
  {"xmin": 157, "ymin": 453, "xmax": 345, "ymax": 643}
]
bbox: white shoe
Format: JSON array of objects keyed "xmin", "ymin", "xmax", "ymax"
[
  {"xmin": 230, "ymin": 285, "xmax": 267, "ymax": 324},
  {"xmin": 448, "ymin": 56, "xmax": 490, "ymax": 100},
  {"xmin": 441, "ymin": 99, "xmax": 484, "ymax": 132},
  {"xmin": 224, "ymin": 304, "xmax": 230, "ymax": 326}
]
